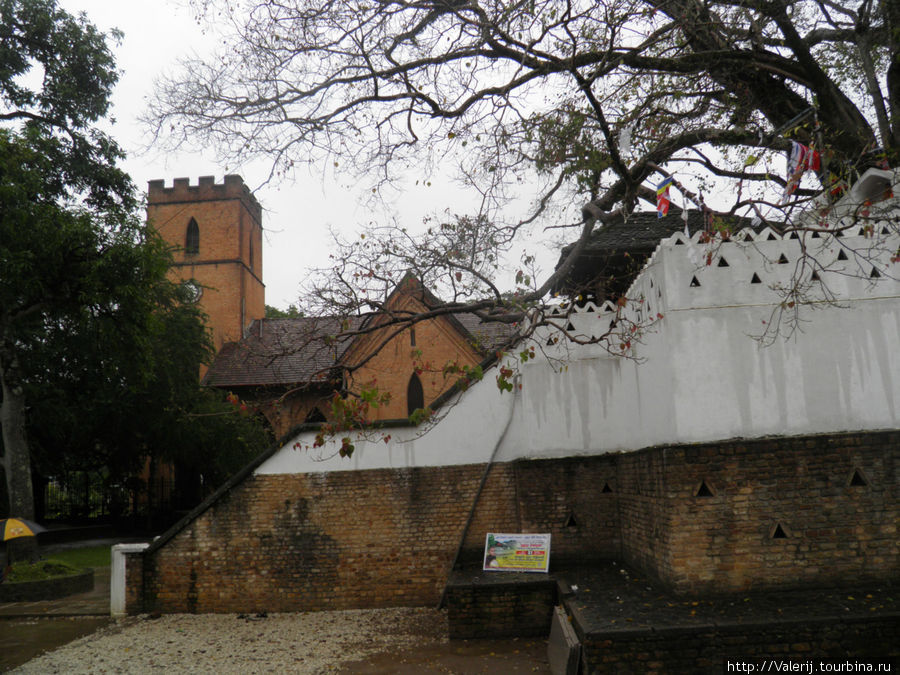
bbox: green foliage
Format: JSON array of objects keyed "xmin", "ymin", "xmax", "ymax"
[
  {"xmin": 6, "ymin": 559, "xmax": 82, "ymax": 582},
  {"xmin": 43, "ymin": 545, "xmax": 111, "ymax": 569},
  {"xmin": 265, "ymin": 304, "xmax": 304, "ymax": 318},
  {"xmin": 1, "ymin": 1, "xmax": 271, "ymax": 514},
  {"xmin": 442, "ymin": 361, "xmax": 484, "ymax": 391},
  {"xmin": 496, "ymin": 365, "xmax": 516, "ymax": 393},
  {"xmin": 408, "ymin": 407, "xmax": 433, "ymax": 426},
  {"xmin": 167, "ymin": 388, "xmax": 273, "ymax": 489}
]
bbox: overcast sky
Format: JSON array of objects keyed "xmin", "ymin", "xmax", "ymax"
[{"xmin": 57, "ymin": 0, "xmax": 495, "ymax": 310}]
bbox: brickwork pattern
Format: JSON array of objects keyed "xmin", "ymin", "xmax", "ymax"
[
  {"xmin": 132, "ymin": 431, "xmax": 898, "ymax": 614},
  {"xmin": 513, "ymin": 457, "xmax": 620, "ymax": 566},
  {"xmin": 344, "ymin": 296, "xmax": 485, "ymax": 422},
  {"xmin": 142, "ymin": 465, "xmax": 508, "ymax": 613},
  {"xmin": 445, "ymin": 575, "xmax": 557, "ymax": 639},
  {"xmin": 620, "ymin": 431, "xmax": 899, "ymax": 593},
  {"xmin": 124, "ymin": 553, "xmax": 144, "ymax": 615},
  {"xmin": 147, "ymin": 176, "xmax": 264, "ymax": 353}
]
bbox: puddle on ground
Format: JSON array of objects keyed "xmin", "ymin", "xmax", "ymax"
[
  {"xmin": 0, "ymin": 616, "xmax": 110, "ymax": 672},
  {"xmin": 336, "ymin": 637, "xmax": 551, "ymax": 673}
]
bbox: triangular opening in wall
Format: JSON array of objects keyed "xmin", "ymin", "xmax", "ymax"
[
  {"xmin": 750, "ymin": 273, "xmax": 762, "ymax": 284},
  {"xmin": 305, "ymin": 407, "xmax": 327, "ymax": 424},
  {"xmin": 546, "ymin": 335, "xmax": 557, "ymax": 347},
  {"xmin": 835, "ymin": 229, "xmax": 844, "ymax": 238},
  {"xmin": 767, "ymin": 232, "xmax": 778, "ymax": 241},
  {"xmin": 870, "ymin": 267, "xmax": 881, "ymax": 279},
  {"xmin": 675, "ymin": 238, "xmax": 685, "ymax": 245},
  {"xmin": 849, "ymin": 468, "xmax": 868, "ymax": 487},
  {"xmin": 837, "ymin": 249, "xmax": 848, "ymax": 261},
  {"xmin": 811, "ymin": 230, "xmax": 821, "ymax": 238},
  {"xmin": 717, "ymin": 257, "xmax": 729, "ymax": 267},
  {"xmin": 882, "ymin": 225, "xmax": 891, "ymax": 235},
  {"xmin": 788, "ymin": 231, "xmax": 799, "ymax": 240},
  {"xmin": 777, "ymin": 253, "xmax": 789, "ymax": 264},
  {"xmin": 585, "ymin": 304, "xmax": 595, "ymax": 312},
  {"xmin": 695, "ymin": 481, "xmax": 714, "ymax": 497},
  {"xmin": 566, "ymin": 322, "xmax": 576, "ymax": 332},
  {"xmin": 564, "ymin": 512, "xmax": 578, "ymax": 529},
  {"xmin": 772, "ymin": 523, "xmax": 788, "ymax": 539},
  {"xmin": 601, "ymin": 482, "xmax": 613, "ymax": 494},
  {"xmin": 810, "ymin": 270, "xmax": 820, "ymax": 281},
  {"xmin": 690, "ymin": 276, "xmax": 701, "ymax": 287},
  {"xmin": 609, "ymin": 319, "xmax": 617, "ymax": 331}
]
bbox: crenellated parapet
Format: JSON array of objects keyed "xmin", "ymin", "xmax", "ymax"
[{"xmin": 147, "ymin": 175, "xmax": 262, "ymax": 224}]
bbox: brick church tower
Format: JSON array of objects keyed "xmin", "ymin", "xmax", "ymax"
[{"xmin": 147, "ymin": 176, "xmax": 265, "ymax": 355}]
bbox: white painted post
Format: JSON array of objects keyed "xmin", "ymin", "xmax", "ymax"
[{"xmin": 110, "ymin": 543, "xmax": 149, "ymax": 617}]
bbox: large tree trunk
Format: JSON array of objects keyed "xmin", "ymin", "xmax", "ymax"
[{"xmin": 1, "ymin": 352, "xmax": 38, "ymax": 563}]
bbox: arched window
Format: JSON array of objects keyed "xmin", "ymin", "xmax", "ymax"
[
  {"xmin": 185, "ymin": 218, "xmax": 200, "ymax": 255},
  {"xmin": 407, "ymin": 373, "xmax": 424, "ymax": 416}
]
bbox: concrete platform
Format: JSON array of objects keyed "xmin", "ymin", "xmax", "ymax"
[{"xmin": 555, "ymin": 561, "xmax": 899, "ymax": 672}]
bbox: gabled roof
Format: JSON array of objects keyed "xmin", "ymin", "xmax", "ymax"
[{"xmin": 203, "ymin": 294, "xmax": 516, "ymax": 389}]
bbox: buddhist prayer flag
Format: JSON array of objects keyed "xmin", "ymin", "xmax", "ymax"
[
  {"xmin": 783, "ymin": 141, "xmax": 821, "ymax": 202},
  {"xmin": 656, "ymin": 176, "xmax": 673, "ymax": 218}
]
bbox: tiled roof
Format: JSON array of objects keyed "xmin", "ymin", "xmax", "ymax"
[
  {"xmin": 204, "ymin": 313, "xmax": 516, "ymax": 389},
  {"xmin": 555, "ymin": 207, "xmax": 761, "ymax": 296},
  {"xmin": 560, "ymin": 207, "xmax": 756, "ymax": 258},
  {"xmin": 203, "ymin": 316, "xmax": 361, "ymax": 388}
]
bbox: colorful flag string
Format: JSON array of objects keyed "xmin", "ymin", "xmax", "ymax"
[{"xmin": 656, "ymin": 176, "xmax": 673, "ymax": 218}]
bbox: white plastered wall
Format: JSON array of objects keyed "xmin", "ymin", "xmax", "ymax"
[{"xmin": 258, "ymin": 176, "xmax": 900, "ymax": 476}]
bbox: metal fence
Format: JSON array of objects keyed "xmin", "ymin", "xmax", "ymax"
[{"xmin": 41, "ymin": 471, "xmax": 175, "ymax": 523}]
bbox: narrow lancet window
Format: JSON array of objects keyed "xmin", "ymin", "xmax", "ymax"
[
  {"xmin": 185, "ymin": 218, "xmax": 200, "ymax": 255},
  {"xmin": 407, "ymin": 373, "xmax": 424, "ymax": 416}
]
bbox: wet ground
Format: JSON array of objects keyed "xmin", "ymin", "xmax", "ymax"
[
  {"xmin": 3, "ymin": 542, "xmax": 895, "ymax": 673},
  {"xmin": 1, "ymin": 540, "xmax": 120, "ymax": 672},
  {"xmin": 0, "ymin": 617, "xmax": 110, "ymax": 672},
  {"xmin": 1, "ymin": 541, "xmax": 551, "ymax": 673},
  {"xmin": 555, "ymin": 561, "xmax": 899, "ymax": 633},
  {"xmin": 336, "ymin": 637, "xmax": 550, "ymax": 673}
]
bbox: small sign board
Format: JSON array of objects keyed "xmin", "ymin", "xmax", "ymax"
[{"xmin": 483, "ymin": 533, "xmax": 551, "ymax": 573}]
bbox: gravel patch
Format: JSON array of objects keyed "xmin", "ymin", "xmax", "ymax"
[{"xmin": 12, "ymin": 607, "xmax": 448, "ymax": 674}]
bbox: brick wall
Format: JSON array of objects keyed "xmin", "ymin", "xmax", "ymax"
[
  {"xmin": 132, "ymin": 430, "xmax": 898, "ymax": 614},
  {"xmin": 621, "ymin": 431, "xmax": 899, "ymax": 593},
  {"xmin": 445, "ymin": 572, "xmax": 558, "ymax": 638},
  {"xmin": 124, "ymin": 553, "xmax": 144, "ymax": 615},
  {"xmin": 344, "ymin": 295, "xmax": 485, "ymax": 421}
]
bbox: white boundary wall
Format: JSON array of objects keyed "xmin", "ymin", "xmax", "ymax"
[{"xmin": 258, "ymin": 175, "xmax": 900, "ymax": 476}]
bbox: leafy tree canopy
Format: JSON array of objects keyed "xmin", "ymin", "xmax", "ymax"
[
  {"xmin": 1, "ymin": 1, "xmax": 269, "ymax": 524},
  {"xmin": 265, "ymin": 303, "xmax": 305, "ymax": 318}
]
